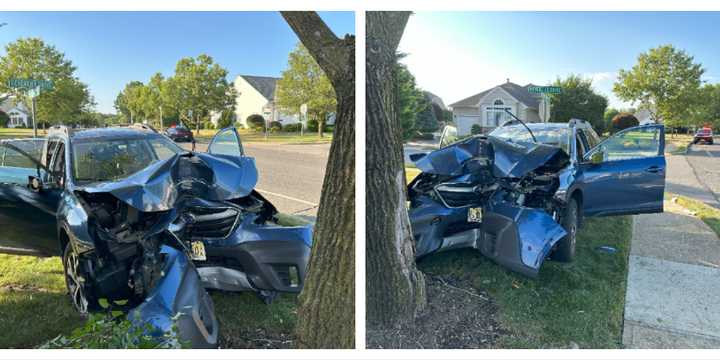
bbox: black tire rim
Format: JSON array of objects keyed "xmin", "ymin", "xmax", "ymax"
[{"xmin": 65, "ymin": 249, "xmax": 89, "ymax": 315}]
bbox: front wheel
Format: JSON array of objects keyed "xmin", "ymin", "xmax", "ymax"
[
  {"xmin": 62, "ymin": 243, "xmax": 99, "ymax": 317},
  {"xmin": 551, "ymin": 198, "xmax": 579, "ymax": 262}
]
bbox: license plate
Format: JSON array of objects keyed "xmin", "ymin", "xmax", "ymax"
[
  {"xmin": 467, "ymin": 207, "xmax": 483, "ymax": 223},
  {"xmin": 190, "ymin": 241, "xmax": 207, "ymax": 261}
]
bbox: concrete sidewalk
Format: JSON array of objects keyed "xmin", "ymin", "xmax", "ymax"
[{"xmin": 622, "ymin": 156, "xmax": 720, "ymax": 348}]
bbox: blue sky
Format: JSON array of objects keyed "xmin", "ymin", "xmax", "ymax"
[
  {"xmin": 0, "ymin": 11, "xmax": 354, "ymax": 113},
  {"xmin": 398, "ymin": 12, "xmax": 720, "ymax": 109}
]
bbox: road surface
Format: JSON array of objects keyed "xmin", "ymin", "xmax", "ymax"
[
  {"xmin": 685, "ymin": 142, "xmax": 720, "ymax": 207},
  {"xmin": 182, "ymin": 141, "xmax": 329, "ymax": 217}
]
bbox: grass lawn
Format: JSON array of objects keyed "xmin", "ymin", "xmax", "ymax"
[
  {"xmin": 405, "ymin": 167, "xmax": 633, "ymax": 348},
  {"xmin": 0, "ymin": 128, "xmax": 48, "ymax": 139},
  {"xmin": 667, "ymin": 192, "xmax": 720, "ymax": 237},
  {"xmin": 665, "ymin": 134, "xmax": 694, "ymax": 155},
  {"xmin": 0, "ymin": 213, "xmax": 309, "ymax": 348}
]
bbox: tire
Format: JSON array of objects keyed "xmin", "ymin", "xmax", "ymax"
[
  {"xmin": 551, "ymin": 198, "xmax": 579, "ymax": 262},
  {"xmin": 62, "ymin": 243, "xmax": 99, "ymax": 317}
]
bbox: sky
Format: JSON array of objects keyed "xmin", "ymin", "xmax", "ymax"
[
  {"xmin": 398, "ymin": 12, "xmax": 720, "ymax": 109},
  {"xmin": 0, "ymin": 11, "xmax": 355, "ymax": 113}
]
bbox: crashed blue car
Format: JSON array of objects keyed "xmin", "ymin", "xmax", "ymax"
[
  {"xmin": 0, "ymin": 125, "xmax": 312, "ymax": 348},
  {"xmin": 408, "ymin": 120, "xmax": 665, "ymax": 277}
]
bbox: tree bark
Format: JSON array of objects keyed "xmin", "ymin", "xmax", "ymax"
[
  {"xmin": 281, "ymin": 11, "xmax": 355, "ymax": 349},
  {"xmin": 366, "ymin": 11, "xmax": 426, "ymax": 328}
]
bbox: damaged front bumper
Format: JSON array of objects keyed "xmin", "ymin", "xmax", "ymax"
[{"xmin": 410, "ymin": 194, "xmax": 566, "ymax": 278}]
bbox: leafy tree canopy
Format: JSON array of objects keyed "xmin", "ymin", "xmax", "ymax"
[{"xmin": 548, "ymin": 74, "xmax": 608, "ymax": 134}]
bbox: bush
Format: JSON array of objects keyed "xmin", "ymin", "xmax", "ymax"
[
  {"xmin": 0, "ymin": 111, "xmax": 9, "ymax": 128},
  {"xmin": 41, "ymin": 312, "xmax": 186, "ymax": 349},
  {"xmin": 269, "ymin": 121, "xmax": 283, "ymax": 132},
  {"xmin": 471, "ymin": 124, "xmax": 482, "ymax": 135},
  {"xmin": 611, "ymin": 112, "xmax": 639, "ymax": 133},
  {"xmin": 283, "ymin": 123, "xmax": 302, "ymax": 132},
  {"xmin": 247, "ymin": 114, "xmax": 266, "ymax": 131},
  {"xmin": 216, "ymin": 110, "xmax": 236, "ymax": 129},
  {"xmin": 307, "ymin": 119, "xmax": 319, "ymax": 132}
]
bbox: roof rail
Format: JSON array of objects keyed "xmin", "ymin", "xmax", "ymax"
[{"xmin": 127, "ymin": 123, "xmax": 159, "ymax": 133}]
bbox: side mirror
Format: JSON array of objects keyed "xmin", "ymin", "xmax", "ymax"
[
  {"xmin": 409, "ymin": 153, "xmax": 427, "ymax": 162},
  {"xmin": 28, "ymin": 176, "xmax": 43, "ymax": 192},
  {"xmin": 590, "ymin": 151, "xmax": 604, "ymax": 165}
]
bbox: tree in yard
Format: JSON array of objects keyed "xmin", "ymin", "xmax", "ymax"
[
  {"xmin": 114, "ymin": 81, "xmax": 145, "ymax": 123},
  {"xmin": 613, "ymin": 45, "xmax": 704, "ymax": 128},
  {"xmin": 170, "ymin": 54, "xmax": 236, "ymax": 135},
  {"xmin": 281, "ymin": 11, "xmax": 355, "ymax": 348},
  {"xmin": 611, "ymin": 112, "xmax": 639, "ymax": 132},
  {"xmin": 548, "ymin": 74, "xmax": 608, "ymax": 134},
  {"xmin": 394, "ymin": 60, "xmax": 426, "ymax": 140},
  {"xmin": 276, "ymin": 43, "xmax": 337, "ymax": 138},
  {"xmin": 366, "ymin": 11, "xmax": 427, "ymax": 329},
  {"xmin": 604, "ymin": 107, "xmax": 620, "ymax": 134},
  {"xmin": 415, "ymin": 93, "xmax": 441, "ymax": 134},
  {"xmin": 691, "ymin": 83, "xmax": 720, "ymax": 129},
  {"xmin": 0, "ymin": 38, "xmax": 94, "ymax": 125}
]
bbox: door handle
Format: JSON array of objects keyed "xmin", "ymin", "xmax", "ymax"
[{"xmin": 645, "ymin": 166, "xmax": 663, "ymax": 173}]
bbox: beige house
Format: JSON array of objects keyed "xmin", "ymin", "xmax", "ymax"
[
  {"xmin": 227, "ymin": 75, "xmax": 299, "ymax": 128},
  {"xmin": 449, "ymin": 80, "xmax": 551, "ymax": 136},
  {"xmin": 0, "ymin": 97, "xmax": 31, "ymax": 128}
]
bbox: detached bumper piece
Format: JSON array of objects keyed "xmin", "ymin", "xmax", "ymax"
[
  {"xmin": 410, "ymin": 196, "xmax": 566, "ymax": 278},
  {"xmin": 130, "ymin": 245, "xmax": 219, "ymax": 348}
]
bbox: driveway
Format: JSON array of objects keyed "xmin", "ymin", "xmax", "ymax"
[{"xmin": 182, "ymin": 141, "xmax": 329, "ymax": 218}]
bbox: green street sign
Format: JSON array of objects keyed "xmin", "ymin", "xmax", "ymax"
[
  {"xmin": 7, "ymin": 78, "xmax": 54, "ymax": 91},
  {"xmin": 528, "ymin": 86, "xmax": 561, "ymax": 94}
]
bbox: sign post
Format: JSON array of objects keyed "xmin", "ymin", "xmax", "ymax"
[
  {"xmin": 7, "ymin": 79, "xmax": 54, "ymax": 138},
  {"xmin": 300, "ymin": 103, "xmax": 308, "ymax": 137},
  {"xmin": 528, "ymin": 86, "xmax": 561, "ymax": 123}
]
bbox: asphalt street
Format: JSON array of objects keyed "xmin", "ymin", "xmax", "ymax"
[
  {"xmin": 685, "ymin": 142, "xmax": 720, "ymax": 208},
  {"xmin": 182, "ymin": 141, "xmax": 329, "ymax": 218}
]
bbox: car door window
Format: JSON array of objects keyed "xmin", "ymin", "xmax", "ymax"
[
  {"xmin": 49, "ymin": 142, "xmax": 66, "ymax": 188},
  {"xmin": 208, "ymin": 128, "xmax": 243, "ymax": 156},
  {"xmin": 0, "ymin": 145, "xmax": 38, "ymax": 185},
  {"xmin": 585, "ymin": 126, "xmax": 662, "ymax": 162}
]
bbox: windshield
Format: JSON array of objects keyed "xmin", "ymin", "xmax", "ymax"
[
  {"xmin": 490, "ymin": 125, "xmax": 570, "ymax": 153},
  {"xmin": 72, "ymin": 136, "xmax": 183, "ymax": 183}
]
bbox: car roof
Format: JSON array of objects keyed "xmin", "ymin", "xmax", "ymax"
[{"xmin": 57, "ymin": 127, "xmax": 162, "ymax": 142}]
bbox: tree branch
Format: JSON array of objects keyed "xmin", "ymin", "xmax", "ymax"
[{"xmin": 281, "ymin": 11, "xmax": 353, "ymax": 85}]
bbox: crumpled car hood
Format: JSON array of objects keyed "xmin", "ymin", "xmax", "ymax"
[
  {"xmin": 76, "ymin": 152, "xmax": 258, "ymax": 212},
  {"xmin": 413, "ymin": 136, "xmax": 568, "ymax": 178}
]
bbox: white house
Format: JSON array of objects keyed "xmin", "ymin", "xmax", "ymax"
[
  {"xmin": 225, "ymin": 75, "xmax": 299, "ymax": 128},
  {"xmin": 0, "ymin": 97, "xmax": 31, "ymax": 128},
  {"xmin": 449, "ymin": 80, "xmax": 551, "ymax": 136},
  {"xmin": 635, "ymin": 109, "xmax": 656, "ymax": 125}
]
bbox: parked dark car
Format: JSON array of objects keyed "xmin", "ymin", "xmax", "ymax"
[
  {"xmin": 693, "ymin": 127, "xmax": 714, "ymax": 144},
  {"xmin": 164, "ymin": 125, "xmax": 194, "ymax": 142},
  {"xmin": 408, "ymin": 120, "xmax": 665, "ymax": 277},
  {"xmin": 0, "ymin": 126, "xmax": 312, "ymax": 348}
]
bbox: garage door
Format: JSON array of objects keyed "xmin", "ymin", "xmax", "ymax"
[{"xmin": 456, "ymin": 116, "xmax": 481, "ymax": 136}]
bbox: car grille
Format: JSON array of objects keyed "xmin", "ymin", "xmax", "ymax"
[
  {"xmin": 434, "ymin": 184, "xmax": 481, "ymax": 208},
  {"xmin": 185, "ymin": 207, "xmax": 240, "ymax": 239}
]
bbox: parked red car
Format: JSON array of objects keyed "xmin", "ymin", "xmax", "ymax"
[
  {"xmin": 164, "ymin": 125, "xmax": 194, "ymax": 143},
  {"xmin": 693, "ymin": 127, "xmax": 714, "ymax": 145}
]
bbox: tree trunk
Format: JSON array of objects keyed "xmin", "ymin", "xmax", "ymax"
[
  {"xmin": 281, "ymin": 11, "xmax": 355, "ymax": 349},
  {"xmin": 318, "ymin": 116, "xmax": 324, "ymax": 138},
  {"xmin": 366, "ymin": 11, "xmax": 426, "ymax": 328}
]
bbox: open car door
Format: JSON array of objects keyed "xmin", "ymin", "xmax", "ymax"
[
  {"xmin": 0, "ymin": 139, "xmax": 59, "ymax": 255},
  {"xmin": 579, "ymin": 124, "xmax": 665, "ymax": 216},
  {"xmin": 208, "ymin": 127, "xmax": 244, "ymax": 157}
]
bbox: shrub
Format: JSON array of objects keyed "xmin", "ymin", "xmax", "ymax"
[
  {"xmin": 216, "ymin": 110, "xmax": 236, "ymax": 129},
  {"xmin": 247, "ymin": 114, "xmax": 266, "ymax": 131},
  {"xmin": 269, "ymin": 121, "xmax": 283, "ymax": 132},
  {"xmin": 470, "ymin": 124, "xmax": 482, "ymax": 135},
  {"xmin": 307, "ymin": 119, "xmax": 319, "ymax": 132},
  {"xmin": 0, "ymin": 111, "xmax": 9, "ymax": 128},
  {"xmin": 40, "ymin": 312, "xmax": 187, "ymax": 349},
  {"xmin": 611, "ymin": 112, "xmax": 639, "ymax": 133},
  {"xmin": 283, "ymin": 123, "xmax": 302, "ymax": 132}
]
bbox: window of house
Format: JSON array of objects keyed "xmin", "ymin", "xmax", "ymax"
[{"xmin": 484, "ymin": 99, "xmax": 512, "ymax": 127}]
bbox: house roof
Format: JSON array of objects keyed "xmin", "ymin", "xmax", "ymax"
[
  {"xmin": 0, "ymin": 97, "xmax": 28, "ymax": 115},
  {"xmin": 450, "ymin": 81, "xmax": 543, "ymax": 109},
  {"xmin": 239, "ymin": 75, "xmax": 279, "ymax": 101}
]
